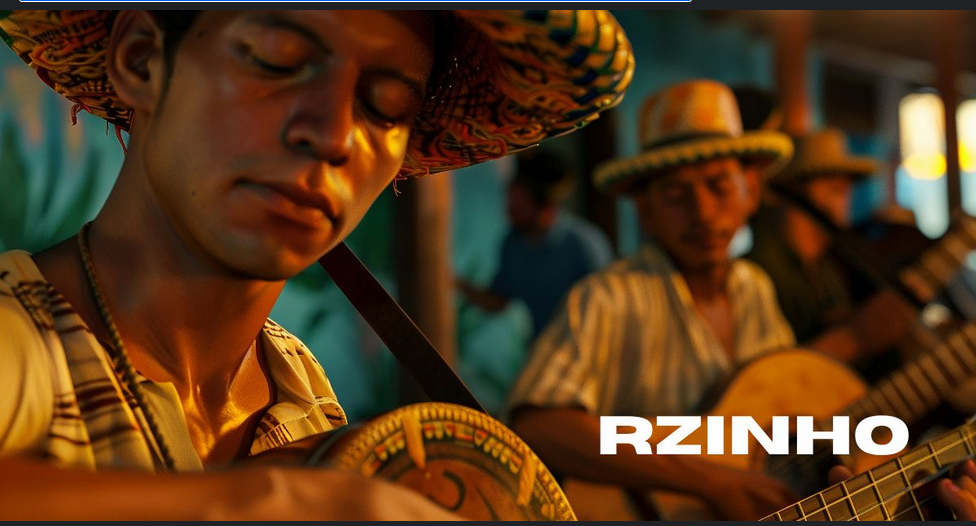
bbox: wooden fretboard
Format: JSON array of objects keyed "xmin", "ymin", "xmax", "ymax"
[
  {"xmin": 845, "ymin": 321, "xmax": 976, "ymax": 426},
  {"xmin": 900, "ymin": 213, "xmax": 976, "ymax": 305},
  {"xmin": 763, "ymin": 420, "xmax": 976, "ymax": 521}
]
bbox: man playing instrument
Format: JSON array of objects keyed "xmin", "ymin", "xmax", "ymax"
[
  {"xmin": 0, "ymin": 9, "xmax": 633, "ymax": 519},
  {"xmin": 507, "ymin": 79, "xmax": 976, "ymax": 520}
]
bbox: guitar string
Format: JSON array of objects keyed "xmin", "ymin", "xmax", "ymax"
[
  {"xmin": 770, "ymin": 429, "xmax": 975, "ymax": 522},
  {"xmin": 777, "ymin": 438, "xmax": 968, "ymax": 521},
  {"xmin": 764, "ymin": 331, "xmax": 976, "ymax": 481}
]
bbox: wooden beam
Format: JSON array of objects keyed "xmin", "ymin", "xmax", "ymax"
[
  {"xmin": 579, "ymin": 108, "xmax": 620, "ymax": 253},
  {"xmin": 934, "ymin": 10, "xmax": 963, "ymax": 214},
  {"xmin": 393, "ymin": 172, "xmax": 457, "ymax": 404},
  {"xmin": 774, "ymin": 10, "xmax": 813, "ymax": 136}
]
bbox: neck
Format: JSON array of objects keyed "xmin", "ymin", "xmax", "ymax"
[
  {"xmin": 679, "ymin": 260, "xmax": 732, "ymax": 300},
  {"xmin": 524, "ymin": 211, "xmax": 558, "ymax": 241},
  {"xmin": 37, "ymin": 153, "xmax": 284, "ymax": 392}
]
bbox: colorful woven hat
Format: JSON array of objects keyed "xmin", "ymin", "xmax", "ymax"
[
  {"xmin": 0, "ymin": 10, "xmax": 634, "ymax": 178},
  {"xmin": 773, "ymin": 127, "xmax": 877, "ymax": 184},
  {"xmin": 593, "ymin": 79, "xmax": 793, "ymax": 195}
]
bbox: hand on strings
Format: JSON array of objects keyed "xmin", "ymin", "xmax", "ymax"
[{"xmin": 829, "ymin": 459, "xmax": 976, "ymax": 520}]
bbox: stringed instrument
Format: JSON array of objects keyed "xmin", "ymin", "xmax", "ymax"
[
  {"xmin": 770, "ymin": 185, "xmax": 976, "ymax": 362},
  {"xmin": 565, "ymin": 317, "xmax": 976, "ymax": 520},
  {"xmin": 250, "ymin": 402, "xmax": 575, "ymax": 520},
  {"xmin": 895, "ymin": 212, "xmax": 976, "ymax": 357},
  {"xmin": 249, "ymin": 244, "xmax": 577, "ymax": 521},
  {"xmin": 762, "ymin": 417, "xmax": 976, "ymax": 521},
  {"xmin": 562, "ymin": 214, "xmax": 976, "ymax": 521}
]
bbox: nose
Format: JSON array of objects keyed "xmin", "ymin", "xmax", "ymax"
[
  {"xmin": 281, "ymin": 63, "xmax": 357, "ymax": 166},
  {"xmin": 689, "ymin": 184, "xmax": 719, "ymax": 223}
]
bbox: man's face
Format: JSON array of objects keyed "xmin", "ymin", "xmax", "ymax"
[
  {"xmin": 804, "ymin": 175, "xmax": 854, "ymax": 227},
  {"xmin": 138, "ymin": 11, "xmax": 435, "ymax": 280},
  {"xmin": 506, "ymin": 183, "xmax": 543, "ymax": 233},
  {"xmin": 636, "ymin": 157, "xmax": 752, "ymax": 271}
]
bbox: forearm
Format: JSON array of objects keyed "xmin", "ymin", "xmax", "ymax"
[
  {"xmin": 0, "ymin": 458, "xmax": 265, "ymax": 520},
  {"xmin": 806, "ymin": 325, "xmax": 860, "ymax": 363},
  {"xmin": 456, "ymin": 280, "xmax": 509, "ymax": 312},
  {"xmin": 0, "ymin": 457, "xmax": 463, "ymax": 520},
  {"xmin": 510, "ymin": 407, "xmax": 714, "ymax": 498}
]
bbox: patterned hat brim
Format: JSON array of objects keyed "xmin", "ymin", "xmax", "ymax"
[
  {"xmin": 0, "ymin": 10, "xmax": 634, "ymax": 179},
  {"xmin": 593, "ymin": 130, "xmax": 794, "ymax": 195}
]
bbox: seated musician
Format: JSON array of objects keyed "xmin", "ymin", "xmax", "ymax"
[
  {"xmin": 0, "ymin": 10, "xmax": 634, "ymax": 519},
  {"xmin": 455, "ymin": 150, "xmax": 615, "ymax": 343},
  {"xmin": 747, "ymin": 127, "xmax": 917, "ymax": 375},
  {"xmin": 506, "ymin": 79, "xmax": 976, "ymax": 520}
]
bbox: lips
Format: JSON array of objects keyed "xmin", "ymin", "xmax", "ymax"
[
  {"xmin": 682, "ymin": 232, "xmax": 730, "ymax": 250},
  {"xmin": 239, "ymin": 180, "xmax": 340, "ymax": 230}
]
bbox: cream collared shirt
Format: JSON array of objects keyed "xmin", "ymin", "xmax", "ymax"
[
  {"xmin": 507, "ymin": 243, "xmax": 797, "ymax": 418},
  {"xmin": 0, "ymin": 250, "xmax": 346, "ymax": 472}
]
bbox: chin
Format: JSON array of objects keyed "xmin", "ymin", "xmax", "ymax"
[
  {"xmin": 208, "ymin": 237, "xmax": 326, "ymax": 282},
  {"xmin": 677, "ymin": 252, "xmax": 728, "ymax": 272},
  {"xmin": 207, "ymin": 222, "xmax": 339, "ymax": 279},
  {"xmin": 229, "ymin": 254, "xmax": 314, "ymax": 282}
]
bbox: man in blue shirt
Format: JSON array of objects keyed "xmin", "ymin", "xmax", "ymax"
[{"xmin": 456, "ymin": 152, "xmax": 613, "ymax": 341}]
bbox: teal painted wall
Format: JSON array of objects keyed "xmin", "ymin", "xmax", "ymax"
[{"xmin": 0, "ymin": 11, "xmax": 825, "ymax": 422}]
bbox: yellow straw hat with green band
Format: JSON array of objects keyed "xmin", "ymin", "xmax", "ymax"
[{"xmin": 594, "ymin": 79, "xmax": 793, "ymax": 195}]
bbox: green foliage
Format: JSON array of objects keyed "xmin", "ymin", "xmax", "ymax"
[
  {"xmin": 0, "ymin": 116, "xmax": 29, "ymax": 251},
  {"xmin": 49, "ymin": 150, "xmax": 101, "ymax": 245},
  {"xmin": 0, "ymin": 114, "xmax": 103, "ymax": 253}
]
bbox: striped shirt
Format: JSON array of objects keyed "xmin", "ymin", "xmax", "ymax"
[
  {"xmin": 0, "ymin": 250, "xmax": 347, "ymax": 472},
  {"xmin": 507, "ymin": 243, "xmax": 796, "ymax": 418}
]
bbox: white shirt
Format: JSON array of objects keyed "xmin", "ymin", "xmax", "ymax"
[{"xmin": 507, "ymin": 243, "xmax": 796, "ymax": 418}]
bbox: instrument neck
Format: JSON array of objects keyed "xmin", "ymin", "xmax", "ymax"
[
  {"xmin": 845, "ymin": 322, "xmax": 976, "ymax": 426},
  {"xmin": 765, "ymin": 421, "xmax": 976, "ymax": 521}
]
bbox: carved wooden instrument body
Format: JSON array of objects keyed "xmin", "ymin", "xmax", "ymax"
[
  {"xmin": 311, "ymin": 246, "xmax": 576, "ymax": 520},
  {"xmin": 252, "ymin": 402, "xmax": 576, "ymax": 521}
]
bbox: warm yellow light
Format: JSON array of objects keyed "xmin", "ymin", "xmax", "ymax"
[
  {"xmin": 961, "ymin": 144, "xmax": 975, "ymax": 172},
  {"xmin": 903, "ymin": 152, "xmax": 947, "ymax": 180},
  {"xmin": 958, "ymin": 99, "xmax": 976, "ymax": 172},
  {"xmin": 899, "ymin": 92, "xmax": 946, "ymax": 180}
]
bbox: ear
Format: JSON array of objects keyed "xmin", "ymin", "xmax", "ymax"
[{"xmin": 105, "ymin": 11, "xmax": 167, "ymax": 116}]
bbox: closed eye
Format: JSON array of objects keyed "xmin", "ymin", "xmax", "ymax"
[
  {"xmin": 242, "ymin": 48, "xmax": 309, "ymax": 77},
  {"xmin": 359, "ymin": 99, "xmax": 398, "ymax": 128}
]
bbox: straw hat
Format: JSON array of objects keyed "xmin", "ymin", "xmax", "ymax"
[
  {"xmin": 593, "ymin": 79, "xmax": 793, "ymax": 195},
  {"xmin": 0, "ymin": 10, "xmax": 634, "ymax": 178},
  {"xmin": 774, "ymin": 127, "xmax": 877, "ymax": 184}
]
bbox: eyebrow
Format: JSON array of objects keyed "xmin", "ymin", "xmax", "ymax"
[{"xmin": 243, "ymin": 13, "xmax": 427, "ymax": 99}]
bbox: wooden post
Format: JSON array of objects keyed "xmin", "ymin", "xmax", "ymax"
[
  {"xmin": 579, "ymin": 108, "xmax": 620, "ymax": 253},
  {"xmin": 393, "ymin": 172, "xmax": 457, "ymax": 405},
  {"xmin": 877, "ymin": 77, "xmax": 911, "ymax": 209},
  {"xmin": 774, "ymin": 11, "xmax": 812, "ymax": 137},
  {"xmin": 935, "ymin": 10, "xmax": 963, "ymax": 215}
]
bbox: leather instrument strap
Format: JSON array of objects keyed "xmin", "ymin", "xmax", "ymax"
[{"xmin": 318, "ymin": 242, "xmax": 486, "ymax": 413}]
